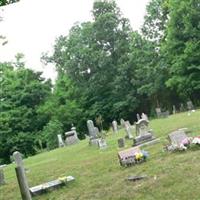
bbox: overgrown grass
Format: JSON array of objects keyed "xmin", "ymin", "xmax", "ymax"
[{"xmin": 1, "ymin": 110, "xmax": 200, "ymax": 200}]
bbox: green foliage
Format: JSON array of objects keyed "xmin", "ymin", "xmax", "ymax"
[
  {"xmin": 0, "ymin": 0, "xmax": 19, "ymax": 6},
  {"xmin": 164, "ymin": 0, "xmax": 200, "ymax": 102},
  {"xmin": 0, "ymin": 62, "xmax": 52, "ymax": 163},
  {"xmin": 41, "ymin": 119, "xmax": 63, "ymax": 150}
]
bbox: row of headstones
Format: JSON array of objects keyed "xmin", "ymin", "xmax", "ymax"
[
  {"xmin": 156, "ymin": 101, "xmax": 195, "ymax": 118},
  {"xmin": 111, "ymin": 114, "xmax": 156, "ymax": 148}
]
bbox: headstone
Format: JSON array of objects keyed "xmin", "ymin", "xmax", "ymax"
[
  {"xmin": 29, "ymin": 176, "xmax": 75, "ymax": 196},
  {"xmin": 124, "ymin": 121, "xmax": 133, "ymax": 139},
  {"xmin": 0, "ymin": 167, "xmax": 5, "ymax": 185},
  {"xmin": 118, "ymin": 138, "xmax": 125, "ymax": 148},
  {"xmin": 180, "ymin": 103, "xmax": 185, "ymax": 112},
  {"xmin": 57, "ymin": 134, "xmax": 65, "ymax": 147},
  {"xmin": 141, "ymin": 113, "xmax": 148, "ymax": 121},
  {"xmin": 187, "ymin": 101, "xmax": 194, "ymax": 111},
  {"xmin": 133, "ymin": 119, "xmax": 156, "ymax": 146},
  {"xmin": 136, "ymin": 113, "xmax": 140, "ymax": 121},
  {"xmin": 87, "ymin": 120, "xmax": 99, "ymax": 138},
  {"xmin": 87, "ymin": 120, "xmax": 101, "ymax": 146},
  {"xmin": 118, "ymin": 147, "xmax": 144, "ymax": 167},
  {"xmin": 155, "ymin": 108, "xmax": 169, "ymax": 118},
  {"xmin": 65, "ymin": 126, "xmax": 79, "ymax": 146},
  {"xmin": 172, "ymin": 105, "xmax": 176, "ymax": 114},
  {"xmin": 97, "ymin": 138, "xmax": 107, "ymax": 149},
  {"xmin": 120, "ymin": 118, "xmax": 125, "ymax": 128},
  {"xmin": 112, "ymin": 120, "xmax": 118, "ymax": 133},
  {"xmin": 168, "ymin": 130, "xmax": 188, "ymax": 147},
  {"xmin": 13, "ymin": 151, "xmax": 32, "ymax": 200}
]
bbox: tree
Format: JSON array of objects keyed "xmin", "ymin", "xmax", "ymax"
[
  {"xmin": 164, "ymin": 0, "xmax": 200, "ymax": 103},
  {"xmin": 0, "ymin": 61, "xmax": 52, "ymax": 163}
]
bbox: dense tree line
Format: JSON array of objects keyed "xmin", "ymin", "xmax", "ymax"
[{"xmin": 0, "ymin": 0, "xmax": 199, "ymax": 163}]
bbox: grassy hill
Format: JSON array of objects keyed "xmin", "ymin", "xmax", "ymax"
[{"xmin": 1, "ymin": 110, "xmax": 200, "ymax": 200}]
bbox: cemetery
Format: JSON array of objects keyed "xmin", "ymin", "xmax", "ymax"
[
  {"xmin": 0, "ymin": 110, "xmax": 200, "ymax": 200},
  {"xmin": 1, "ymin": 0, "xmax": 200, "ymax": 200}
]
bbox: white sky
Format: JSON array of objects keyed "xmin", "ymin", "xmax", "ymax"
[{"xmin": 0, "ymin": 0, "xmax": 150, "ymax": 81}]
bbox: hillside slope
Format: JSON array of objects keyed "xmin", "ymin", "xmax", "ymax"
[{"xmin": 1, "ymin": 110, "xmax": 200, "ymax": 200}]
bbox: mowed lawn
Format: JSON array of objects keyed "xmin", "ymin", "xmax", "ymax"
[{"xmin": 1, "ymin": 110, "xmax": 200, "ymax": 200}]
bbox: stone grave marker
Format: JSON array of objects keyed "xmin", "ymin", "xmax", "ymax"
[
  {"xmin": 13, "ymin": 151, "xmax": 32, "ymax": 200},
  {"xmin": 57, "ymin": 134, "xmax": 65, "ymax": 147},
  {"xmin": 97, "ymin": 138, "xmax": 107, "ymax": 149},
  {"xmin": 133, "ymin": 119, "xmax": 156, "ymax": 146},
  {"xmin": 172, "ymin": 105, "xmax": 176, "ymax": 114},
  {"xmin": 87, "ymin": 120, "xmax": 101, "ymax": 146},
  {"xmin": 187, "ymin": 101, "xmax": 194, "ymax": 111},
  {"xmin": 120, "ymin": 118, "xmax": 125, "ymax": 128},
  {"xmin": 112, "ymin": 120, "xmax": 118, "ymax": 133},
  {"xmin": 124, "ymin": 121, "xmax": 133, "ymax": 139},
  {"xmin": 118, "ymin": 138, "xmax": 125, "ymax": 148},
  {"xmin": 155, "ymin": 108, "xmax": 169, "ymax": 118},
  {"xmin": 65, "ymin": 126, "xmax": 79, "ymax": 146},
  {"xmin": 118, "ymin": 147, "xmax": 141, "ymax": 167},
  {"xmin": 141, "ymin": 113, "xmax": 148, "ymax": 121},
  {"xmin": 168, "ymin": 130, "xmax": 188, "ymax": 147},
  {"xmin": 136, "ymin": 113, "xmax": 140, "ymax": 121},
  {"xmin": 180, "ymin": 103, "xmax": 185, "ymax": 112}
]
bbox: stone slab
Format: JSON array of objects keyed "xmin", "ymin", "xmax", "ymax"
[{"xmin": 29, "ymin": 176, "xmax": 75, "ymax": 196}]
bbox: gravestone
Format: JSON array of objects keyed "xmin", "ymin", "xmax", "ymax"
[
  {"xmin": 57, "ymin": 134, "xmax": 65, "ymax": 147},
  {"xmin": 124, "ymin": 121, "xmax": 133, "ymax": 139},
  {"xmin": 120, "ymin": 118, "xmax": 125, "ymax": 128},
  {"xmin": 187, "ymin": 101, "xmax": 194, "ymax": 111},
  {"xmin": 155, "ymin": 108, "xmax": 169, "ymax": 118},
  {"xmin": 172, "ymin": 105, "xmax": 176, "ymax": 114},
  {"xmin": 133, "ymin": 119, "xmax": 156, "ymax": 146},
  {"xmin": 13, "ymin": 151, "xmax": 32, "ymax": 200},
  {"xmin": 97, "ymin": 138, "xmax": 107, "ymax": 149},
  {"xmin": 118, "ymin": 147, "xmax": 142, "ymax": 166},
  {"xmin": 118, "ymin": 138, "xmax": 125, "ymax": 148},
  {"xmin": 180, "ymin": 103, "xmax": 185, "ymax": 112},
  {"xmin": 112, "ymin": 120, "xmax": 118, "ymax": 133},
  {"xmin": 136, "ymin": 113, "xmax": 140, "ymax": 121},
  {"xmin": 168, "ymin": 130, "xmax": 188, "ymax": 147},
  {"xmin": 65, "ymin": 126, "xmax": 79, "ymax": 146},
  {"xmin": 0, "ymin": 167, "xmax": 5, "ymax": 185},
  {"xmin": 87, "ymin": 120, "xmax": 101, "ymax": 146},
  {"xmin": 141, "ymin": 113, "xmax": 148, "ymax": 121}
]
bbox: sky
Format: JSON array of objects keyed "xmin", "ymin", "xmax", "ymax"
[{"xmin": 0, "ymin": 0, "xmax": 150, "ymax": 81}]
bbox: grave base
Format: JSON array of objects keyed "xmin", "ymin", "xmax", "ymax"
[
  {"xmin": 133, "ymin": 133, "xmax": 156, "ymax": 146},
  {"xmin": 29, "ymin": 176, "xmax": 75, "ymax": 196},
  {"xmin": 89, "ymin": 138, "xmax": 101, "ymax": 146}
]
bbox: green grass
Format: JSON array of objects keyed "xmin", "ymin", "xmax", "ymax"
[{"xmin": 1, "ymin": 110, "xmax": 200, "ymax": 200}]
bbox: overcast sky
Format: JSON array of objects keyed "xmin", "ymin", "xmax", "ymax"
[{"xmin": 0, "ymin": 0, "xmax": 150, "ymax": 81}]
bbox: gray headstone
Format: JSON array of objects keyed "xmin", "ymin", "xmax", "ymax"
[
  {"xmin": 57, "ymin": 134, "xmax": 65, "ymax": 147},
  {"xmin": 118, "ymin": 138, "xmax": 125, "ymax": 148},
  {"xmin": 172, "ymin": 105, "xmax": 176, "ymax": 114},
  {"xmin": 13, "ymin": 151, "xmax": 24, "ymax": 169},
  {"xmin": 124, "ymin": 122, "xmax": 133, "ymax": 139},
  {"xmin": 136, "ymin": 113, "xmax": 140, "ymax": 121},
  {"xmin": 87, "ymin": 120, "xmax": 99, "ymax": 138},
  {"xmin": 168, "ymin": 130, "xmax": 188, "ymax": 146},
  {"xmin": 65, "ymin": 130, "xmax": 79, "ymax": 146},
  {"xmin": 120, "ymin": 118, "xmax": 125, "ymax": 127},
  {"xmin": 180, "ymin": 103, "xmax": 185, "ymax": 112},
  {"xmin": 98, "ymin": 138, "xmax": 107, "ymax": 149},
  {"xmin": 187, "ymin": 101, "xmax": 194, "ymax": 111},
  {"xmin": 112, "ymin": 120, "xmax": 118, "ymax": 133},
  {"xmin": 134, "ymin": 119, "xmax": 155, "ymax": 146},
  {"xmin": 141, "ymin": 113, "xmax": 148, "ymax": 121},
  {"xmin": 0, "ymin": 167, "xmax": 5, "ymax": 185}
]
